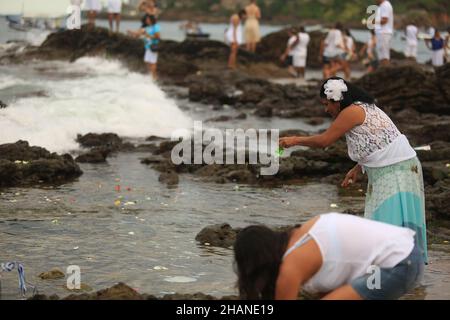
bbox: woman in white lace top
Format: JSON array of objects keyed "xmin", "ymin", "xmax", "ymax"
[{"xmin": 279, "ymin": 77, "xmax": 427, "ymax": 264}]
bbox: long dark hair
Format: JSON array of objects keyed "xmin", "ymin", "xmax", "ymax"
[
  {"xmin": 320, "ymin": 76, "xmax": 375, "ymax": 109},
  {"xmin": 234, "ymin": 225, "xmax": 290, "ymax": 299}
]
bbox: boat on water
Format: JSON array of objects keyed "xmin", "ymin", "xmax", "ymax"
[
  {"xmin": 1, "ymin": 0, "xmax": 71, "ymax": 32},
  {"xmin": 180, "ymin": 21, "xmax": 210, "ymax": 41}
]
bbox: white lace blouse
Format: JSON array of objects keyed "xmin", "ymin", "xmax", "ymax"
[{"xmin": 345, "ymin": 102, "xmax": 416, "ymax": 168}]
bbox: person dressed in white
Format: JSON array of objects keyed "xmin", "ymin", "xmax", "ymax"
[
  {"xmin": 280, "ymin": 28, "xmax": 298, "ymax": 78},
  {"xmin": 108, "ymin": 0, "xmax": 122, "ymax": 33},
  {"xmin": 293, "ymin": 26, "xmax": 310, "ymax": 78},
  {"xmin": 374, "ymin": 0, "xmax": 394, "ymax": 66},
  {"xmin": 426, "ymin": 30, "xmax": 445, "ymax": 67},
  {"xmin": 323, "ymin": 23, "xmax": 345, "ymax": 77},
  {"xmin": 85, "ymin": 0, "xmax": 102, "ymax": 28},
  {"xmin": 404, "ymin": 24, "xmax": 418, "ymax": 61},
  {"xmin": 226, "ymin": 13, "xmax": 243, "ymax": 69},
  {"xmin": 234, "ymin": 213, "xmax": 424, "ymax": 300}
]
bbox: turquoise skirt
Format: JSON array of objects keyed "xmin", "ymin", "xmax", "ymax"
[{"xmin": 364, "ymin": 157, "xmax": 428, "ymax": 264}]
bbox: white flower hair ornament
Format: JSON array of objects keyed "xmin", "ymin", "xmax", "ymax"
[{"xmin": 324, "ymin": 79, "xmax": 348, "ymax": 102}]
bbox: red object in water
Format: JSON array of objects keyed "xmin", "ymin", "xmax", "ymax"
[
  {"xmin": 126, "ymin": 187, "xmax": 132, "ymax": 191},
  {"xmin": 115, "ymin": 185, "xmax": 121, "ymax": 192}
]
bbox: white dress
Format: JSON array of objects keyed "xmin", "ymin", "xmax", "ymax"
[
  {"xmin": 226, "ymin": 24, "xmax": 243, "ymax": 45},
  {"xmin": 108, "ymin": 0, "xmax": 122, "ymax": 14},
  {"xmin": 85, "ymin": 0, "xmax": 102, "ymax": 12}
]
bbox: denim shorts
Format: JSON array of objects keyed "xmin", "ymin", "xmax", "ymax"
[{"xmin": 351, "ymin": 243, "xmax": 424, "ymax": 300}]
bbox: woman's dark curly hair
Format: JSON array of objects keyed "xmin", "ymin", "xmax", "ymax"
[
  {"xmin": 233, "ymin": 225, "xmax": 290, "ymax": 299},
  {"xmin": 320, "ymin": 76, "xmax": 375, "ymax": 109}
]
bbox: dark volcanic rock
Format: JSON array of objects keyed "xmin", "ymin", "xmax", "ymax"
[
  {"xmin": 0, "ymin": 141, "xmax": 82, "ymax": 188},
  {"xmin": 0, "ymin": 100, "xmax": 6, "ymax": 109},
  {"xmin": 75, "ymin": 148, "xmax": 111, "ymax": 163},
  {"xmin": 76, "ymin": 133, "xmax": 123, "ymax": 150},
  {"xmin": 30, "ymin": 282, "xmax": 239, "ymax": 300},
  {"xmin": 64, "ymin": 283, "xmax": 143, "ymax": 300},
  {"xmin": 158, "ymin": 171, "xmax": 179, "ymax": 186},
  {"xmin": 195, "ymin": 223, "xmax": 239, "ymax": 248},
  {"xmin": 354, "ymin": 64, "xmax": 450, "ymax": 115}
]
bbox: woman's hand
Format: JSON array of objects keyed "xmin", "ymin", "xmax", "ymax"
[
  {"xmin": 341, "ymin": 165, "xmax": 361, "ymax": 188},
  {"xmin": 279, "ymin": 137, "xmax": 300, "ymax": 149}
]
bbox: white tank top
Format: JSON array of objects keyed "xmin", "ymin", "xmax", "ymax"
[
  {"xmin": 284, "ymin": 213, "xmax": 415, "ymax": 294},
  {"xmin": 345, "ymin": 102, "xmax": 416, "ymax": 167}
]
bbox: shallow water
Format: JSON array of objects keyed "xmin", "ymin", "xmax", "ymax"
[
  {"xmin": 0, "ymin": 32, "xmax": 449, "ymax": 300},
  {"xmin": 1, "ymin": 152, "xmax": 449, "ymax": 300}
]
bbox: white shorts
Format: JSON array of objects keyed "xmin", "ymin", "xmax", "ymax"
[
  {"xmin": 376, "ymin": 33, "xmax": 392, "ymax": 60},
  {"xmin": 293, "ymin": 54, "xmax": 307, "ymax": 68},
  {"xmin": 404, "ymin": 43, "xmax": 417, "ymax": 58},
  {"xmin": 431, "ymin": 49, "xmax": 444, "ymax": 67},
  {"xmin": 108, "ymin": 0, "xmax": 122, "ymax": 14},
  {"xmin": 144, "ymin": 49, "xmax": 158, "ymax": 64},
  {"xmin": 85, "ymin": 0, "xmax": 102, "ymax": 12}
]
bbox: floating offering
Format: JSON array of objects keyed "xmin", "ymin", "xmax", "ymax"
[
  {"xmin": 128, "ymin": 231, "xmax": 135, "ymax": 235},
  {"xmin": 114, "ymin": 200, "xmax": 121, "ymax": 206},
  {"xmin": 164, "ymin": 276, "xmax": 197, "ymax": 283},
  {"xmin": 153, "ymin": 266, "xmax": 168, "ymax": 271}
]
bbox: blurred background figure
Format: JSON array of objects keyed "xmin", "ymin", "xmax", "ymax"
[
  {"xmin": 85, "ymin": 0, "xmax": 102, "ymax": 28},
  {"xmin": 107, "ymin": 0, "xmax": 122, "ymax": 33},
  {"xmin": 227, "ymin": 13, "xmax": 243, "ymax": 69},
  {"xmin": 244, "ymin": 0, "xmax": 261, "ymax": 53},
  {"xmin": 359, "ymin": 30, "xmax": 378, "ymax": 73},
  {"xmin": 343, "ymin": 29, "xmax": 356, "ymax": 79},
  {"xmin": 128, "ymin": 15, "xmax": 161, "ymax": 79},
  {"xmin": 280, "ymin": 27, "xmax": 299, "ymax": 77},
  {"xmin": 426, "ymin": 29, "xmax": 445, "ymax": 67},
  {"xmin": 404, "ymin": 22, "xmax": 418, "ymax": 62},
  {"xmin": 374, "ymin": 0, "xmax": 394, "ymax": 66}
]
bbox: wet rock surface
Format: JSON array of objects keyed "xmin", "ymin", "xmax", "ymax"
[
  {"xmin": 29, "ymin": 282, "xmax": 239, "ymax": 300},
  {"xmin": 0, "ymin": 100, "xmax": 6, "ymax": 109},
  {"xmin": 0, "ymin": 141, "xmax": 82, "ymax": 188}
]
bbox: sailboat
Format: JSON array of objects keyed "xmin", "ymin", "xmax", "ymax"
[{"xmin": 0, "ymin": 0, "xmax": 72, "ymax": 32}]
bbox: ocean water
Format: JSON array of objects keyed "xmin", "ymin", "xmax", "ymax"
[{"xmin": 0, "ymin": 57, "xmax": 192, "ymax": 153}]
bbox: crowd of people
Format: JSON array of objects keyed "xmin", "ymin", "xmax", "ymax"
[{"xmin": 79, "ymin": 0, "xmax": 449, "ymax": 82}]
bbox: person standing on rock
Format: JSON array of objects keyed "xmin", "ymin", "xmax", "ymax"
[
  {"xmin": 404, "ymin": 23, "xmax": 418, "ymax": 62},
  {"xmin": 281, "ymin": 26, "xmax": 309, "ymax": 78},
  {"xmin": 279, "ymin": 77, "xmax": 428, "ymax": 265},
  {"xmin": 425, "ymin": 30, "xmax": 445, "ymax": 67},
  {"xmin": 244, "ymin": 0, "xmax": 261, "ymax": 53},
  {"xmin": 342, "ymin": 29, "xmax": 356, "ymax": 79},
  {"xmin": 374, "ymin": 0, "xmax": 394, "ymax": 66},
  {"xmin": 107, "ymin": 0, "xmax": 122, "ymax": 33},
  {"xmin": 322, "ymin": 23, "xmax": 346, "ymax": 78},
  {"xmin": 359, "ymin": 30, "xmax": 378, "ymax": 73},
  {"xmin": 227, "ymin": 13, "xmax": 243, "ymax": 69},
  {"xmin": 234, "ymin": 213, "xmax": 424, "ymax": 300},
  {"xmin": 128, "ymin": 15, "xmax": 160, "ymax": 80},
  {"xmin": 85, "ymin": 0, "xmax": 102, "ymax": 29},
  {"xmin": 280, "ymin": 28, "xmax": 297, "ymax": 77}
]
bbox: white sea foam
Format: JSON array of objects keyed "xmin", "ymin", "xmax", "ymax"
[{"xmin": 0, "ymin": 57, "xmax": 192, "ymax": 153}]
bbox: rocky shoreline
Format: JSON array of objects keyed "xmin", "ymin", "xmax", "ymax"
[{"xmin": 1, "ymin": 27, "xmax": 449, "ymax": 300}]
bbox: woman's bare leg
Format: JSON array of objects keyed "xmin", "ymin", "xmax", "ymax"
[{"xmin": 228, "ymin": 44, "xmax": 238, "ymax": 69}]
